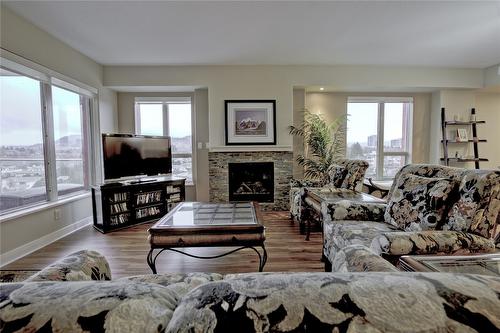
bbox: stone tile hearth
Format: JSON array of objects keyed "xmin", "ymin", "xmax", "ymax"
[{"xmin": 208, "ymin": 151, "xmax": 293, "ymax": 210}]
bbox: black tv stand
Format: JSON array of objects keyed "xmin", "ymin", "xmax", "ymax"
[{"xmin": 92, "ymin": 175, "xmax": 186, "ymax": 233}]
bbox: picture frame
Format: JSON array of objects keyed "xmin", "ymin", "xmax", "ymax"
[
  {"xmin": 456, "ymin": 128, "xmax": 468, "ymax": 142},
  {"xmin": 225, "ymin": 100, "xmax": 276, "ymax": 145}
]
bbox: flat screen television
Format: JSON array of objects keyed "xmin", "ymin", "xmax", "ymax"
[{"xmin": 102, "ymin": 134, "xmax": 172, "ymax": 181}]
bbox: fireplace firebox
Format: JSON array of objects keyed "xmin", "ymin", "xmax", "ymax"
[{"xmin": 228, "ymin": 162, "xmax": 274, "ymax": 202}]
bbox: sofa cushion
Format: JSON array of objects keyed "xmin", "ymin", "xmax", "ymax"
[
  {"xmin": 328, "ymin": 164, "xmax": 348, "ymax": 187},
  {"xmin": 339, "ymin": 159, "xmax": 369, "ymax": 191},
  {"xmin": 0, "ymin": 281, "xmax": 178, "ymax": 333},
  {"xmin": 446, "ymin": 170, "xmax": 500, "ymax": 239},
  {"xmin": 323, "ymin": 220, "xmax": 397, "ymax": 264},
  {"xmin": 117, "ymin": 272, "xmax": 223, "ymax": 299},
  {"xmin": 371, "ymin": 230, "xmax": 496, "ymax": 256},
  {"xmin": 26, "ymin": 249, "xmax": 111, "ymax": 282},
  {"xmin": 330, "ymin": 244, "xmax": 399, "ymax": 273},
  {"xmin": 385, "ymin": 174, "xmax": 459, "ymax": 231},
  {"xmin": 166, "ymin": 272, "xmax": 500, "ymax": 333}
]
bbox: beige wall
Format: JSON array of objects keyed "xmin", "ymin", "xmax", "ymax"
[
  {"xmin": 194, "ymin": 88, "xmax": 210, "ymax": 201},
  {"xmin": 305, "ymin": 92, "xmax": 432, "ymax": 164},
  {"xmin": 292, "ymin": 89, "xmax": 305, "ymax": 178},
  {"xmin": 104, "ymin": 65, "xmax": 485, "ymax": 151},
  {"xmin": 475, "ymin": 92, "xmax": 500, "ymax": 170},
  {"xmin": 0, "ymin": 7, "xmax": 118, "ymax": 258}
]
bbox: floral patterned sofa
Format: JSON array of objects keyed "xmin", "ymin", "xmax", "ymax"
[
  {"xmin": 1, "ymin": 249, "xmax": 499, "ymax": 333},
  {"xmin": 289, "ymin": 159, "xmax": 369, "ymax": 229},
  {"xmin": 323, "ymin": 164, "xmax": 500, "ymax": 271}
]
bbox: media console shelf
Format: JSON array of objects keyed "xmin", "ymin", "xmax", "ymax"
[{"xmin": 92, "ymin": 175, "xmax": 185, "ymax": 233}]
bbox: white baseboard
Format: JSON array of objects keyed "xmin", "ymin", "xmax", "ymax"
[{"xmin": 0, "ymin": 216, "xmax": 92, "ymax": 268}]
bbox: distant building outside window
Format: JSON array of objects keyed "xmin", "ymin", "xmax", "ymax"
[
  {"xmin": 135, "ymin": 97, "xmax": 193, "ymax": 183},
  {"xmin": 346, "ymin": 97, "xmax": 412, "ymax": 180}
]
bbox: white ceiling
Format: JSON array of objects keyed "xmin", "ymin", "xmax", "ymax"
[{"xmin": 4, "ymin": 1, "xmax": 500, "ymax": 68}]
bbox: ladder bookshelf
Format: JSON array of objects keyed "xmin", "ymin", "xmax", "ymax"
[{"xmin": 440, "ymin": 107, "xmax": 488, "ymax": 169}]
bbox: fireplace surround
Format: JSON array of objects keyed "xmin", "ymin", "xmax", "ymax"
[{"xmin": 209, "ymin": 151, "xmax": 293, "ymax": 210}]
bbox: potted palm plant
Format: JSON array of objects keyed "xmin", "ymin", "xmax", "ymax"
[{"xmin": 289, "ymin": 110, "xmax": 346, "ymax": 183}]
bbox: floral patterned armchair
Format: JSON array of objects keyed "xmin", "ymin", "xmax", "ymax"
[
  {"xmin": 323, "ymin": 164, "xmax": 499, "ymax": 271},
  {"xmin": 289, "ymin": 159, "xmax": 369, "ymax": 225}
]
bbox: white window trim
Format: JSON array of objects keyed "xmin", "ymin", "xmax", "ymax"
[
  {"xmin": 0, "ymin": 51, "xmax": 98, "ymax": 216},
  {"xmin": 134, "ymin": 97, "xmax": 195, "ymax": 185},
  {"xmin": 1, "ymin": 48, "xmax": 97, "ymax": 97},
  {"xmin": 348, "ymin": 97, "xmax": 413, "ymax": 180}
]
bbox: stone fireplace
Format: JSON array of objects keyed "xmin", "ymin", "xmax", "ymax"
[
  {"xmin": 209, "ymin": 151, "xmax": 293, "ymax": 210},
  {"xmin": 228, "ymin": 162, "xmax": 274, "ymax": 202}
]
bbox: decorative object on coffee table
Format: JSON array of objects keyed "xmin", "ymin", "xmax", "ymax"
[
  {"xmin": 147, "ymin": 202, "xmax": 267, "ymax": 273},
  {"xmin": 225, "ymin": 100, "xmax": 276, "ymax": 145},
  {"xmin": 399, "ymin": 253, "xmax": 499, "ymax": 276}
]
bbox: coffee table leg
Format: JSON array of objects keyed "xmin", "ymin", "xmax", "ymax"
[
  {"xmin": 147, "ymin": 248, "xmax": 157, "ymax": 274},
  {"xmin": 259, "ymin": 245, "xmax": 268, "ymax": 272}
]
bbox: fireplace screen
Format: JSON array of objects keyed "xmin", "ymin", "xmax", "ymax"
[{"xmin": 228, "ymin": 162, "xmax": 274, "ymax": 202}]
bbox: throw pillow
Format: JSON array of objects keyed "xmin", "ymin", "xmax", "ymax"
[
  {"xmin": 328, "ymin": 164, "xmax": 348, "ymax": 187},
  {"xmin": 384, "ymin": 174, "xmax": 459, "ymax": 231}
]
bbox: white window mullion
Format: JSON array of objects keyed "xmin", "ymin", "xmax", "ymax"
[
  {"xmin": 40, "ymin": 82, "xmax": 58, "ymax": 201},
  {"xmin": 163, "ymin": 103, "xmax": 170, "ymax": 137},
  {"xmin": 376, "ymin": 103, "xmax": 385, "ymax": 180}
]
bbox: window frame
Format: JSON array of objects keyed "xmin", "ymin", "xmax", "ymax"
[
  {"xmin": 347, "ymin": 96, "xmax": 413, "ymax": 180},
  {"xmin": 0, "ymin": 52, "xmax": 98, "ymax": 216},
  {"xmin": 134, "ymin": 97, "xmax": 195, "ymax": 184}
]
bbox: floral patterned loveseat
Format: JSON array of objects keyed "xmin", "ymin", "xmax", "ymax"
[
  {"xmin": 289, "ymin": 159, "xmax": 369, "ymax": 229},
  {"xmin": 323, "ymin": 164, "xmax": 500, "ymax": 271},
  {"xmin": 1, "ymin": 249, "xmax": 499, "ymax": 332}
]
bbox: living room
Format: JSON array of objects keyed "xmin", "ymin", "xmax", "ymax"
[{"xmin": 1, "ymin": 1, "xmax": 499, "ymax": 332}]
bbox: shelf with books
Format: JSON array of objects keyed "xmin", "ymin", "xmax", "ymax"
[{"xmin": 91, "ymin": 176, "xmax": 186, "ymax": 233}]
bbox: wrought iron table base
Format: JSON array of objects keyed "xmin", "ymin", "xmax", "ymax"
[{"xmin": 147, "ymin": 245, "xmax": 268, "ymax": 274}]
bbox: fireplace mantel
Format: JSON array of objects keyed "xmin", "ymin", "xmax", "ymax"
[{"xmin": 209, "ymin": 145, "xmax": 293, "ymax": 152}]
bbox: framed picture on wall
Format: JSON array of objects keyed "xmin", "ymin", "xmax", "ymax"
[
  {"xmin": 225, "ymin": 100, "xmax": 276, "ymax": 145},
  {"xmin": 456, "ymin": 128, "xmax": 468, "ymax": 142}
]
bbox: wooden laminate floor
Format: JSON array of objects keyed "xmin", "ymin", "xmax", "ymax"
[{"xmin": 3, "ymin": 211, "xmax": 324, "ymax": 278}]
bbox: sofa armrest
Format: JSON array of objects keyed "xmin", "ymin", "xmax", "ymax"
[
  {"xmin": 371, "ymin": 230, "xmax": 496, "ymax": 256},
  {"xmin": 26, "ymin": 250, "xmax": 111, "ymax": 282},
  {"xmin": 331, "ymin": 244, "xmax": 398, "ymax": 272},
  {"xmin": 323, "ymin": 200, "xmax": 387, "ymax": 222}
]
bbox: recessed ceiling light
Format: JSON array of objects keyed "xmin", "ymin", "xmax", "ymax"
[{"xmin": 319, "ymin": 87, "xmax": 324, "ymax": 91}]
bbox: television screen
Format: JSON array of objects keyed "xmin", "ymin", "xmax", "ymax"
[{"xmin": 102, "ymin": 134, "xmax": 172, "ymax": 180}]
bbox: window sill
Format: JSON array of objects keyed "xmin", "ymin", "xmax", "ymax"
[{"xmin": 0, "ymin": 191, "xmax": 91, "ymax": 223}]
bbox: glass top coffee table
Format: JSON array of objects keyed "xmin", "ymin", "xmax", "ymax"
[
  {"xmin": 147, "ymin": 202, "xmax": 267, "ymax": 273},
  {"xmin": 399, "ymin": 253, "xmax": 499, "ymax": 276}
]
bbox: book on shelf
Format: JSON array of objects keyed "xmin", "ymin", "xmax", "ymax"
[
  {"xmin": 110, "ymin": 213, "xmax": 130, "ymax": 226},
  {"xmin": 136, "ymin": 191, "xmax": 162, "ymax": 205},
  {"xmin": 136, "ymin": 206, "xmax": 162, "ymax": 219},
  {"xmin": 110, "ymin": 202, "xmax": 128, "ymax": 214},
  {"xmin": 166, "ymin": 185, "xmax": 181, "ymax": 194},
  {"xmin": 167, "ymin": 193, "xmax": 181, "ymax": 203},
  {"xmin": 109, "ymin": 192, "xmax": 129, "ymax": 203}
]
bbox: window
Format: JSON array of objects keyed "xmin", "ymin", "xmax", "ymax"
[
  {"xmin": 135, "ymin": 97, "xmax": 193, "ymax": 183},
  {"xmin": 0, "ymin": 59, "xmax": 94, "ymax": 214},
  {"xmin": 346, "ymin": 97, "xmax": 412, "ymax": 180},
  {"xmin": 52, "ymin": 86, "xmax": 90, "ymax": 196}
]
